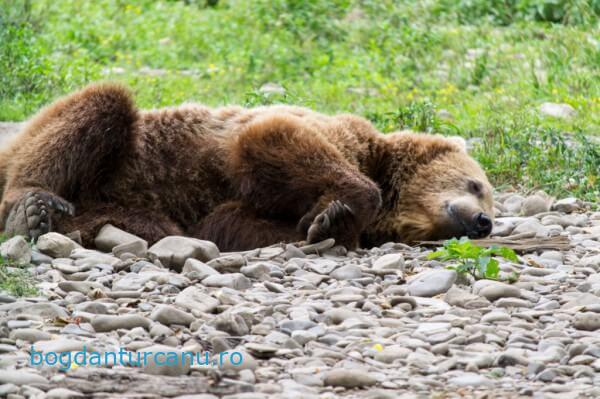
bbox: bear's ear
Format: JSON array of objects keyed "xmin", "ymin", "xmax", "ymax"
[{"xmin": 445, "ymin": 135, "xmax": 468, "ymax": 152}]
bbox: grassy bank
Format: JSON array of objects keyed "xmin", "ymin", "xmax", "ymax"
[{"xmin": 1, "ymin": 0, "xmax": 598, "ymax": 199}]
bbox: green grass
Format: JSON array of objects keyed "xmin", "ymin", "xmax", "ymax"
[
  {"xmin": 0, "ymin": 263, "xmax": 38, "ymax": 297},
  {"xmin": 1, "ymin": 0, "xmax": 599, "ymax": 200},
  {"xmin": 0, "ymin": 234, "xmax": 38, "ymax": 297}
]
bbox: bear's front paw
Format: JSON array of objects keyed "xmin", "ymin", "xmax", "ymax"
[
  {"xmin": 5, "ymin": 190, "xmax": 75, "ymax": 241},
  {"xmin": 306, "ymin": 200, "xmax": 356, "ymax": 247}
]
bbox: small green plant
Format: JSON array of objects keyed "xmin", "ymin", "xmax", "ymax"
[
  {"xmin": 0, "ymin": 236, "xmax": 38, "ymax": 297},
  {"xmin": 368, "ymin": 101, "xmax": 459, "ymax": 135},
  {"xmin": 0, "ymin": 263, "xmax": 38, "ymax": 297},
  {"xmin": 427, "ymin": 237, "xmax": 519, "ymax": 281}
]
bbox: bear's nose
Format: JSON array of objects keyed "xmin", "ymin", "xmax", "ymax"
[{"xmin": 473, "ymin": 212, "xmax": 492, "ymax": 236}]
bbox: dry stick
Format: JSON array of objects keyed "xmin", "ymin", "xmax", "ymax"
[{"xmin": 418, "ymin": 235, "xmax": 571, "ymax": 254}]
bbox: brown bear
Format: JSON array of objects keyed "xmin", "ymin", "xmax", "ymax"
[{"xmin": 0, "ymin": 83, "xmax": 494, "ymax": 251}]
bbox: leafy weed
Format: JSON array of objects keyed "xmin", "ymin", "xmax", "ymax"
[{"xmin": 428, "ymin": 237, "xmax": 520, "ymax": 281}]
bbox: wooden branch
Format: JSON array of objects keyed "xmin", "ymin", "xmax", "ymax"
[{"xmin": 418, "ymin": 235, "xmax": 571, "ymax": 253}]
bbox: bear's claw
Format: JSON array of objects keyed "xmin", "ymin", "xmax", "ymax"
[
  {"xmin": 5, "ymin": 190, "xmax": 75, "ymax": 241},
  {"xmin": 306, "ymin": 200, "xmax": 355, "ymax": 245}
]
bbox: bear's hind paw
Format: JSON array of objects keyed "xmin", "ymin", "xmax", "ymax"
[{"xmin": 5, "ymin": 190, "xmax": 75, "ymax": 241}]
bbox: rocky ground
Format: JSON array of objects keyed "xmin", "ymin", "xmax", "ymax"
[
  {"xmin": 0, "ymin": 191, "xmax": 599, "ymax": 399},
  {"xmin": 0, "ymin": 123, "xmax": 22, "ymax": 147}
]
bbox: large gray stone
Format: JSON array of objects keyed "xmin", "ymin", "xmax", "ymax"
[
  {"xmin": 0, "ymin": 301, "xmax": 69, "ymax": 319},
  {"xmin": 95, "ymin": 224, "xmax": 147, "ymax": 253},
  {"xmin": 92, "ymin": 314, "xmax": 151, "ymax": 332},
  {"xmin": 408, "ymin": 270, "xmax": 456, "ymax": 297},
  {"xmin": 0, "ymin": 236, "xmax": 31, "ymax": 264},
  {"xmin": 472, "ymin": 280, "xmax": 521, "ymax": 301},
  {"xmin": 58, "ymin": 281, "xmax": 105, "ymax": 295},
  {"xmin": 444, "ymin": 286, "xmax": 491, "ymax": 309},
  {"xmin": 202, "ymin": 273, "xmax": 251, "ymax": 290},
  {"xmin": 36, "ymin": 232, "xmax": 80, "ymax": 258},
  {"xmin": 33, "ymin": 338, "xmax": 91, "ymax": 353},
  {"xmin": 539, "ymin": 102, "xmax": 576, "ymax": 119},
  {"xmin": 182, "ymin": 258, "xmax": 220, "ymax": 279},
  {"xmin": 175, "ymin": 286, "xmax": 219, "ymax": 314},
  {"xmin": 70, "ymin": 248, "xmax": 120, "ymax": 265},
  {"xmin": 140, "ymin": 344, "xmax": 191, "ymax": 376},
  {"xmin": 503, "ymin": 194, "xmax": 524, "ymax": 214},
  {"xmin": 573, "ymin": 312, "xmax": 600, "ymax": 331},
  {"xmin": 0, "ymin": 369, "xmax": 48, "ymax": 385},
  {"xmin": 521, "ymin": 195, "xmax": 551, "ymax": 216},
  {"xmin": 112, "ymin": 272, "xmax": 153, "ymax": 291},
  {"xmin": 374, "ymin": 345, "xmax": 411, "ymax": 363},
  {"xmin": 240, "ymin": 262, "xmax": 271, "ymax": 280},
  {"xmin": 148, "ymin": 236, "xmax": 219, "ymax": 271},
  {"xmin": 213, "ymin": 312, "xmax": 249, "ymax": 336},
  {"xmin": 579, "ymin": 254, "xmax": 600, "ymax": 269},
  {"xmin": 562, "ymin": 293, "xmax": 600, "ymax": 309},
  {"xmin": 0, "ymin": 122, "xmax": 24, "ymax": 145},
  {"xmin": 553, "ymin": 197, "xmax": 582, "ymax": 213},
  {"xmin": 449, "ymin": 372, "xmax": 493, "ymax": 387},
  {"xmin": 150, "ymin": 304, "xmax": 195, "ymax": 326},
  {"xmin": 259, "ymin": 82, "xmax": 285, "ymax": 96},
  {"xmin": 9, "ymin": 328, "xmax": 52, "ymax": 342},
  {"xmin": 207, "ymin": 254, "xmax": 245, "ymax": 272},
  {"xmin": 113, "ymin": 240, "xmax": 148, "ymax": 258},
  {"xmin": 372, "ymin": 253, "xmax": 404, "ymax": 272},
  {"xmin": 323, "ymin": 369, "xmax": 377, "ymax": 388},
  {"xmin": 220, "ymin": 350, "xmax": 257, "ymax": 372},
  {"xmin": 512, "ymin": 219, "xmax": 549, "ymax": 237},
  {"xmin": 46, "ymin": 388, "xmax": 85, "ymax": 399},
  {"xmin": 330, "ymin": 265, "xmax": 362, "ymax": 280}
]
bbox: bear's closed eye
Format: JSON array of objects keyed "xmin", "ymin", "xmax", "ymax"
[{"xmin": 468, "ymin": 180, "xmax": 484, "ymax": 196}]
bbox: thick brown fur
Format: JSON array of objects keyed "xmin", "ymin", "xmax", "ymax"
[{"xmin": 0, "ymin": 83, "xmax": 494, "ymax": 251}]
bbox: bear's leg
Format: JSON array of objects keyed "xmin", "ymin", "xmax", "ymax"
[
  {"xmin": 228, "ymin": 115, "xmax": 382, "ymax": 249},
  {"xmin": 0, "ymin": 84, "xmax": 137, "ymax": 241},
  {"xmin": 190, "ymin": 201, "xmax": 302, "ymax": 251},
  {"xmin": 56, "ymin": 203, "xmax": 183, "ymax": 246}
]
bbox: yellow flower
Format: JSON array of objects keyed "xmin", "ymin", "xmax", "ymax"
[
  {"xmin": 439, "ymin": 83, "xmax": 457, "ymax": 97},
  {"xmin": 372, "ymin": 343, "xmax": 384, "ymax": 352}
]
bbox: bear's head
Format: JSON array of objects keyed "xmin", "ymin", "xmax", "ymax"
[{"xmin": 365, "ymin": 131, "xmax": 494, "ymax": 244}]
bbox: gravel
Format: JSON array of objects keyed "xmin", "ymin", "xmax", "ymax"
[{"xmin": 0, "ymin": 192, "xmax": 598, "ymax": 397}]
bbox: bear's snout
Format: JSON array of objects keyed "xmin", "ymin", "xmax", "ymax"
[
  {"xmin": 472, "ymin": 212, "xmax": 493, "ymax": 237},
  {"xmin": 446, "ymin": 199, "xmax": 493, "ymax": 239}
]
